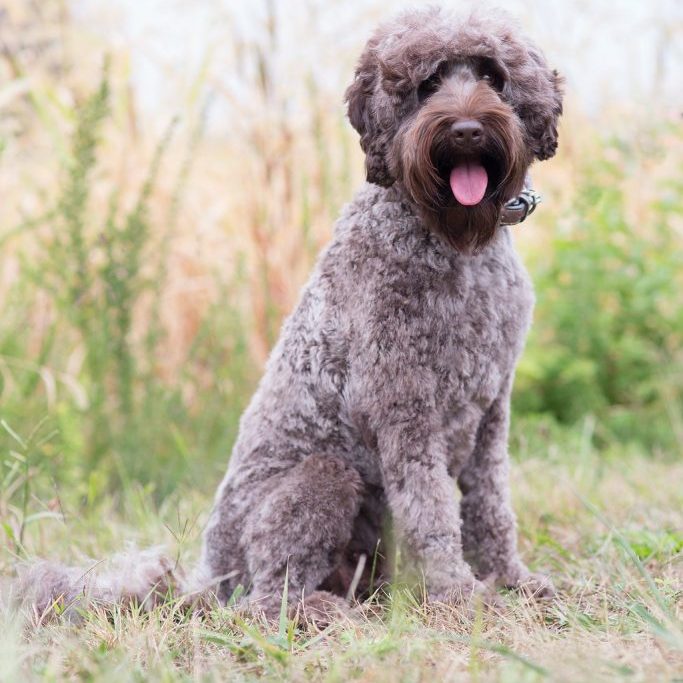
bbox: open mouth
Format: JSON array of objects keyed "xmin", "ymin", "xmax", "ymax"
[
  {"xmin": 437, "ymin": 155, "xmax": 502, "ymax": 207},
  {"xmin": 449, "ymin": 159, "xmax": 488, "ymax": 206}
]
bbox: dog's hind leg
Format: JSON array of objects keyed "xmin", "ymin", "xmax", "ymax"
[
  {"xmin": 320, "ymin": 485, "xmax": 388, "ymax": 600},
  {"xmin": 241, "ymin": 453, "xmax": 363, "ymax": 620}
]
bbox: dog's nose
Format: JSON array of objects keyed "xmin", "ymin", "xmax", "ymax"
[{"xmin": 451, "ymin": 120, "xmax": 484, "ymax": 148}]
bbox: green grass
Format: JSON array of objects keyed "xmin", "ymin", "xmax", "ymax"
[{"xmin": 1, "ymin": 434, "xmax": 681, "ymax": 682}]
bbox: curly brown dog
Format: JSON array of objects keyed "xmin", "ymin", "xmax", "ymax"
[{"xmin": 17, "ymin": 6, "xmax": 563, "ymax": 624}]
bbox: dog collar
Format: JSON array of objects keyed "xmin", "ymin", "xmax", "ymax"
[{"xmin": 500, "ymin": 188, "xmax": 541, "ymax": 226}]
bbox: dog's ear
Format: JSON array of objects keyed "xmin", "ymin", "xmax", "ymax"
[
  {"xmin": 521, "ymin": 54, "xmax": 564, "ymax": 161},
  {"xmin": 345, "ymin": 49, "xmax": 395, "ymax": 187},
  {"xmin": 534, "ymin": 68, "xmax": 564, "ymax": 160}
]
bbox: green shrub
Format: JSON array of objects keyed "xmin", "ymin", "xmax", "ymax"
[
  {"xmin": 515, "ymin": 125, "xmax": 683, "ymax": 453},
  {"xmin": 0, "ymin": 72, "xmax": 257, "ymax": 501}
]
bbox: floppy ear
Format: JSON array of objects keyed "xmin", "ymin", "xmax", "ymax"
[
  {"xmin": 521, "ymin": 59, "xmax": 564, "ymax": 161},
  {"xmin": 345, "ymin": 48, "xmax": 395, "ymax": 187}
]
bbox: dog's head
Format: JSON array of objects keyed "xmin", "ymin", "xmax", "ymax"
[{"xmin": 345, "ymin": 7, "xmax": 563, "ymax": 251}]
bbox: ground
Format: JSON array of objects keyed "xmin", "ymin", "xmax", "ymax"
[{"xmin": 2, "ymin": 427, "xmax": 682, "ymax": 683}]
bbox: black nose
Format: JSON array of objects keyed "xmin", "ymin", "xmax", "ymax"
[{"xmin": 451, "ymin": 120, "xmax": 484, "ymax": 148}]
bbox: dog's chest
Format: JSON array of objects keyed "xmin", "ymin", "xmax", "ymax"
[
  {"xmin": 402, "ymin": 245, "xmax": 532, "ymax": 472},
  {"xmin": 429, "ymin": 241, "xmax": 534, "ymax": 441}
]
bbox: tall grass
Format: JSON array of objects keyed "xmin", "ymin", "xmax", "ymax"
[
  {"xmin": 0, "ymin": 14, "xmax": 360, "ymax": 509},
  {"xmin": 0, "ymin": 67, "xmax": 257, "ymax": 501},
  {"xmin": 1, "ymin": 75, "xmax": 682, "ymax": 510}
]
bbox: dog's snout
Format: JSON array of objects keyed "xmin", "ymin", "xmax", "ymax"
[{"xmin": 451, "ymin": 120, "xmax": 484, "ymax": 149}]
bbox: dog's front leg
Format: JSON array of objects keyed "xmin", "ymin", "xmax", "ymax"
[
  {"xmin": 457, "ymin": 381, "xmax": 555, "ymax": 598},
  {"xmin": 376, "ymin": 419, "xmax": 486, "ymax": 603}
]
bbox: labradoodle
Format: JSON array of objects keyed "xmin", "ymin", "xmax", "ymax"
[{"xmin": 17, "ymin": 6, "xmax": 563, "ymax": 623}]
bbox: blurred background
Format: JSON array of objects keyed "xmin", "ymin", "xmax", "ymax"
[{"xmin": 0, "ymin": 0, "xmax": 681, "ymax": 510}]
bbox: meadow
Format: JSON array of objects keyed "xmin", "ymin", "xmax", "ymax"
[{"xmin": 1, "ymin": 2, "xmax": 682, "ymax": 681}]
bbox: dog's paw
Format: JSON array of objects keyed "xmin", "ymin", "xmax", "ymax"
[
  {"xmin": 515, "ymin": 572, "xmax": 556, "ymax": 599},
  {"xmin": 298, "ymin": 590, "xmax": 354, "ymax": 629},
  {"xmin": 429, "ymin": 579, "xmax": 502, "ymax": 611},
  {"xmin": 496, "ymin": 570, "xmax": 556, "ymax": 600},
  {"xmin": 239, "ymin": 590, "xmax": 354, "ymax": 629}
]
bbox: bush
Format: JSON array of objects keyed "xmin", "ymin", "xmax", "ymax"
[{"xmin": 515, "ymin": 124, "xmax": 683, "ymax": 453}]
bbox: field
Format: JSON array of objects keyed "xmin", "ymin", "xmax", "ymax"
[
  {"xmin": 1, "ymin": 1, "xmax": 682, "ymax": 681},
  {"xmin": 2, "ymin": 440, "xmax": 683, "ymax": 681}
]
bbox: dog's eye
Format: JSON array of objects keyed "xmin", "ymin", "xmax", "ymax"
[
  {"xmin": 478, "ymin": 62, "xmax": 505, "ymax": 91},
  {"xmin": 481, "ymin": 71, "xmax": 500, "ymax": 89},
  {"xmin": 417, "ymin": 74, "xmax": 441, "ymax": 103}
]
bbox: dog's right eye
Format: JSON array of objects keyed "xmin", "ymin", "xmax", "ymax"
[{"xmin": 417, "ymin": 74, "xmax": 441, "ymax": 103}]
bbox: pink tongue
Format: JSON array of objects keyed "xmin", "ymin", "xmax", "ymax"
[{"xmin": 449, "ymin": 162, "xmax": 488, "ymax": 206}]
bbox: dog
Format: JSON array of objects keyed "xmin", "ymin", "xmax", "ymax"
[{"xmin": 16, "ymin": 6, "xmax": 563, "ymax": 624}]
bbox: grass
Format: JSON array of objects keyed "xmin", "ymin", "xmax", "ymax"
[{"xmin": 1, "ymin": 433, "xmax": 682, "ymax": 682}]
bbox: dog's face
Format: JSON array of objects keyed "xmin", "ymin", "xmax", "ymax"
[{"xmin": 346, "ymin": 8, "xmax": 563, "ymax": 251}]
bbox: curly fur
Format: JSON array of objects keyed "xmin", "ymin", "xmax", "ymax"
[{"xmin": 12, "ymin": 6, "xmax": 562, "ymax": 623}]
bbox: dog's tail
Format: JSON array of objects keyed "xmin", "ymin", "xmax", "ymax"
[{"xmin": 10, "ymin": 546, "xmax": 213, "ymax": 624}]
